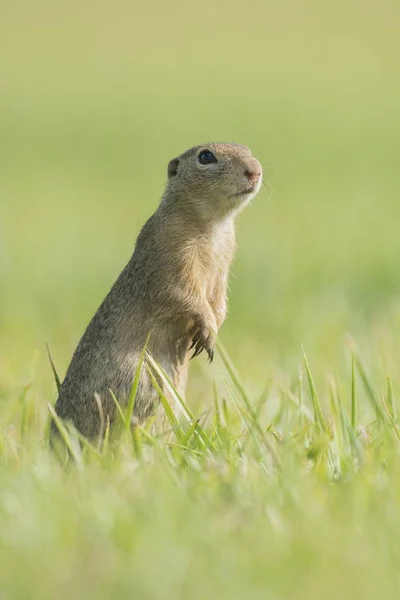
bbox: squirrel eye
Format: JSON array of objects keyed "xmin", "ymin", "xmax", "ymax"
[{"xmin": 198, "ymin": 150, "xmax": 217, "ymax": 165}]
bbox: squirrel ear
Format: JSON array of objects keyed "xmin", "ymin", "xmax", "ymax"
[{"xmin": 168, "ymin": 158, "xmax": 179, "ymax": 177}]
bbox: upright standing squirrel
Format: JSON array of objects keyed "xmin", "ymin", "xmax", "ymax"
[{"xmin": 52, "ymin": 142, "xmax": 262, "ymax": 441}]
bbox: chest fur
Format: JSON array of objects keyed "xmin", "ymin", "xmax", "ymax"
[{"xmin": 183, "ymin": 222, "xmax": 235, "ymax": 300}]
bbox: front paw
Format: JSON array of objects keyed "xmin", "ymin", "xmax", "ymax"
[{"xmin": 189, "ymin": 326, "xmax": 215, "ymax": 363}]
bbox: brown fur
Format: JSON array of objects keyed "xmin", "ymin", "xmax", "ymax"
[{"xmin": 51, "ymin": 142, "xmax": 262, "ymax": 441}]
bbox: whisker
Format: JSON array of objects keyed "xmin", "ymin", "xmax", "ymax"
[
  {"xmin": 261, "ymin": 180, "xmax": 276, "ymax": 202},
  {"xmin": 259, "ymin": 163, "xmax": 278, "ymax": 202}
]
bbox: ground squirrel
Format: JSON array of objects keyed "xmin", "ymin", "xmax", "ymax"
[{"xmin": 51, "ymin": 142, "xmax": 262, "ymax": 441}]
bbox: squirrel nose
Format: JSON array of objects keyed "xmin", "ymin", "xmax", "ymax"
[{"xmin": 244, "ymin": 168, "xmax": 261, "ymax": 185}]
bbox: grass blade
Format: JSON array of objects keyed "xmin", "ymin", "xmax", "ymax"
[
  {"xmin": 302, "ymin": 347, "xmax": 328, "ymax": 433},
  {"xmin": 146, "ymin": 365, "xmax": 185, "ymax": 441},
  {"xmin": 46, "ymin": 343, "xmax": 61, "ymax": 393},
  {"xmin": 217, "ymin": 339, "xmax": 251, "ymax": 407},
  {"xmin": 48, "ymin": 404, "xmax": 83, "ymax": 468},
  {"xmin": 146, "ymin": 352, "xmax": 217, "ymax": 452},
  {"xmin": 109, "ymin": 389, "xmax": 127, "ymax": 427},
  {"xmin": 225, "ymin": 382, "xmax": 263, "ymax": 461},
  {"xmin": 386, "ymin": 376, "xmax": 396, "ymax": 422},
  {"xmin": 353, "ymin": 353, "xmax": 386, "ymax": 422},
  {"xmin": 125, "ymin": 335, "xmax": 150, "ymax": 431},
  {"xmin": 351, "ymin": 353, "xmax": 357, "ymax": 431},
  {"xmin": 218, "ymin": 339, "xmax": 278, "ymax": 465},
  {"xmin": 146, "ymin": 351, "xmax": 193, "ymax": 422},
  {"xmin": 181, "ymin": 419, "xmax": 200, "ymax": 446}
]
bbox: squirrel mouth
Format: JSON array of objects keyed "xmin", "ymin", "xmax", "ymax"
[{"xmin": 231, "ymin": 187, "xmax": 255, "ymax": 198}]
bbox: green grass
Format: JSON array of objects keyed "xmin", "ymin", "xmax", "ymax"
[
  {"xmin": 2, "ymin": 342, "xmax": 400, "ymax": 598},
  {"xmin": 2, "ymin": 0, "xmax": 400, "ymax": 597}
]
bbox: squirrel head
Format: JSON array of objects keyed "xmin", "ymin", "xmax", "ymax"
[{"xmin": 164, "ymin": 142, "xmax": 262, "ymax": 221}]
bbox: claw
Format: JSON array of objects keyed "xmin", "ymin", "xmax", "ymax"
[
  {"xmin": 189, "ymin": 326, "xmax": 215, "ymax": 362},
  {"xmin": 191, "ymin": 342, "xmax": 204, "ymax": 359}
]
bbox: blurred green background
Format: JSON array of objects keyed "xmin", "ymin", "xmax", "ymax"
[{"xmin": 1, "ymin": 0, "xmax": 400, "ymax": 401}]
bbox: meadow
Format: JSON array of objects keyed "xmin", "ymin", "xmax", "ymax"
[{"xmin": 1, "ymin": 0, "xmax": 400, "ymax": 597}]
